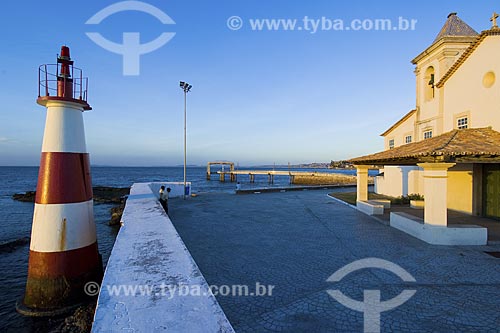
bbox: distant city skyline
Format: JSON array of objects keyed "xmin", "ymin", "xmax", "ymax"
[{"xmin": 0, "ymin": 0, "xmax": 498, "ymax": 166}]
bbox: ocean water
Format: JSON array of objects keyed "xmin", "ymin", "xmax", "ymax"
[{"xmin": 0, "ymin": 166, "xmax": 373, "ymax": 332}]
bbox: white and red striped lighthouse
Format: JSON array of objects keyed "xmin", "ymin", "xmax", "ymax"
[{"xmin": 18, "ymin": 46, "xmax": 102, "ymax": 315}]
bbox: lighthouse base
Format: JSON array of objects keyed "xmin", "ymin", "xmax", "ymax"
[
  {"xmin": 15, "ymin": 299, "xmax": 83, "ymax": 317},
  {"xmin": 17, "ymin": 243, "xmax": 103, "ymax": 317}
]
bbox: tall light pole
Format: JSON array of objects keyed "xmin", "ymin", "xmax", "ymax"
[{"xmin": 179, "ymin": 81, "xmax": 192, "ymax": 199}]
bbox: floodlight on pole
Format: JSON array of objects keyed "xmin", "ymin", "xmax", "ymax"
[{"xmin": 179, "ymin": 81, "xmax": 192, "ymax": 199}]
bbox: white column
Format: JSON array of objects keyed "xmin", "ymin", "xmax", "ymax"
[
  {"xmin": 356, "ymin": 165, "xmax": 370, "ymax": 202},
  {"xmin": 417, "ymin": 163, "xmax": 455, "ymax": 226}
]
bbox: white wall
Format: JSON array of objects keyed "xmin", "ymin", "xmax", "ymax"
[
  {"xmin": 443, "ymin": 36, "xmax": 500, "ymax": 132},
  {"xmin": 375, "ymin": 166, "xmax": 422, "ymax": 197},
  {"xmin": 149, "ymin": 182, "xmax": 192, "ymax": 198},
  {"xmin": 384, "ymin": 112, "xmax": 417, "ymax": 150}
]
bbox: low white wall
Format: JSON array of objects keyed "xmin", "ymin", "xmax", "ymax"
[
  {"xmin": 92, "ymin": 182, "xmax": 234, "ymax": 332},
  {"xmin": 390, "ymin": 212, "xmax": 487, "ymax": 245},
  {"xmin": 356, "ymin": 201, "xmax": 384, "ymax": 215},
  {"xmin": 149, "ymin": 181, "xmax": 192, "ymax": 198}
]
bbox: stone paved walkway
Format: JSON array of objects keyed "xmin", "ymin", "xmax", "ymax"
[{"xmin": 169, "ymin": 190, "xmax": 500, "ymax": 332}]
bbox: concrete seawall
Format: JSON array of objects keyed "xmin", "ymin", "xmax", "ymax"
[
  {"xmin": 92, "ymin": 182, "xmax": 234, "ymax": 332},
  {"xmin": 292, "ymin": 173, "xmax": 374, "ymax": 185},
  {"xmin": 236, "ymin": 184, "xmax": 356, "ymax": 194},
  {"xmin": 292, "ymin": 173, "xmax": 357, "ymax": 185}
]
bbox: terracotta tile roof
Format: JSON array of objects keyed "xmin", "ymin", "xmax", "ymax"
[
  {"xmin": 350, "ymin": 127, "xmax": 500, "ymax": 165},
  {"xmin": 436, "ymin": 29, "xmax": 500, "ymax": 88},
  {"xmin": 433, "ymin": 13, "xmax": 478, "ymax": 42}
]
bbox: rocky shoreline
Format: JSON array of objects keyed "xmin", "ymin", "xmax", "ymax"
[
  {"xmin": 0, "ymin": 237, "xmax": 30, "ymax": 254},
  {"xmin": 13, "ymin": 186, "xmax": 129, "ymax": 204},
  {"xmin": 12, "ymin": 186, "xmax": 129, "ymax": 226}
]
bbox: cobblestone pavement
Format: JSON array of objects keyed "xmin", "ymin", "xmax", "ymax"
[{"xmin": 169, "ymin": 190, "xmax": 500, "ymax": 332}]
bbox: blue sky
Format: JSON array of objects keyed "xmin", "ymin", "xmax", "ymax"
[{"xmin": 0, "ymin": 0, "xmax": 498, "ymax": 166}]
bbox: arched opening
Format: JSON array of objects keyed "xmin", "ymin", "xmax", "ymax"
[{"xmin": 424, "ymin": 66, "xmax": 435, "ymax": 101}]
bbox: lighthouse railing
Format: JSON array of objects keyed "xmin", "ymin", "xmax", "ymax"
[{"xmin": 38, "ymin": 64, "xmax": 89, "ymax": 102}]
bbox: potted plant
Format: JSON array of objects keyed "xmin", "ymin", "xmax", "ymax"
[{"xmin": 409, "ymin": 193, "xmax": 424, "ymax": 208}]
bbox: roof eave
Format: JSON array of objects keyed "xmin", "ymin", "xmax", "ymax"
[
  {"xmin": 352, "ymin": 128, "xmax": 500, "ymax": 166},
  {"xmin": 411, "ymin": 36, "xmax": 477, "ymax": 65},
  {"xmin": 380, "ymin": 109, "xmax": 417, "ymax": 137}
]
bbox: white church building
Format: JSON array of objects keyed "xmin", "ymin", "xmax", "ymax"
[{"xmin": 350, "ymin": 12, "xmax": 500, "ymax": 244}]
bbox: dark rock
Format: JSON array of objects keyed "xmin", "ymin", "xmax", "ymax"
[
  {"xmin": 12, "ymin": 186, "xmax": 130, "ymax": 205},
  {"xmin": 12, "ymin": 191, "xmax": 36, "ymax": 202},
  {"xmin": 92, "ymin": 186, "xmax": 129, "ymax": 204},
  {"xmin": 109, "ymin": 204, "xmax": 125, "ymax": 226},
  {"xmin": 51, "ymin": 302, "xmax": 96, "ymax": 333},
  {"xmin": 12, "ymin": 186, "xmax": 130, "ymax": 227},
  {"xmin": 0, "ymin": 237, "xmax": 30, "ymax": 253}
]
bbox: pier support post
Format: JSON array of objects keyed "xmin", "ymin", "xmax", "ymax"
[
  {"xmin": 206, "ymin": 163, "xmax": 211, "ymax": 180},
  {"xmin": 219, "ymin": 173, "xmax": 225, "ymax": 182},
  {"xmin": 249, "ymin": 174, "xmax": 255, "ymax": 183}
]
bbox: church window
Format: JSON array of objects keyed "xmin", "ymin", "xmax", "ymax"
[
  {"xmin": 389, "ymin": 139, "xmax": 395, "ymax": 149},
  {"xmin": 405, "ymin": 135, "xmax": 412, "ymax": 144},
  {"xmin": 457, "ymin": 117, "xmax": 468, "ymax": 129},
  {"xmin": 423, "ymin": 130, "xmax": 433, "ymax": 139}
]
